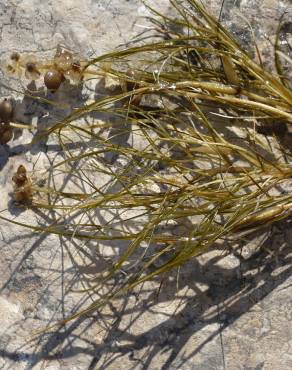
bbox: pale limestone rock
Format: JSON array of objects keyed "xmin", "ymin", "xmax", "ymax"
[
  {"xmin": 0, "ymin": 296, "xmax": 24, "ymax": 333},
  {"xmin": 0, "ymin": 1, "xmax": 291, "ymax": 370}
]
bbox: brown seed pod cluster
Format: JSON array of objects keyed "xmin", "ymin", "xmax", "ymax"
[
  {"xmin": 0, "ymin": 99, "xmax": 14, "ymax": 144},
  {"xmin": 12, "ymin": 165, "xmax": 33, "ymax": 204},
  {"xmin": 6, "ymin": 46, "xmax": 83, "ymax": 91}
]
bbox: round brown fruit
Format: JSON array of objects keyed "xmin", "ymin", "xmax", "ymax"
[
  {"xmin": 44, "ymin": 69, "xmax": 64, "ymax": 91},
  {"xmin": 26, "ymin": 62, "xmax": 36, "ymax": 73},
  {"xmin": 0, "ymin": 99, "xmax": 13, "ymax": 123},
  {"xmin": 10, "ymin": 52, "xmax": 20, "ymax": 62}
]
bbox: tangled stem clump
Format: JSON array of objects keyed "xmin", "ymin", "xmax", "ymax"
[{"xmin": 1, "ymin": 0, "xmax": 292, "ymax": 327}]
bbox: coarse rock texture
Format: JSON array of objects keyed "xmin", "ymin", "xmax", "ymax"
[{"xmin": 0, "ymin": 1, "xmax": 291, "ymax": 370}]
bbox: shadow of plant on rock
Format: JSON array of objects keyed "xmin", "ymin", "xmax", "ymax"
[{"xmin": 0, "ymin": 217, "xmax": 290, "ymax": 370}]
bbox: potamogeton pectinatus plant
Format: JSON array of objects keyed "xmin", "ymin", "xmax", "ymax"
[{"xmin": 1, "ymin": 0, "xmax": 292, "ymax": 325}]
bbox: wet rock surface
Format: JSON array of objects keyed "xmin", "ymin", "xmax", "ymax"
[{"xmin": 0, "ymin": 1, "xmax": 291, "ymax": 369}]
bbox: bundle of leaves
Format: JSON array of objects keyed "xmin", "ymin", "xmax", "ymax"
[{"xmin": 2, "ymin": 0, "xmax": 292, "ymax": 324}]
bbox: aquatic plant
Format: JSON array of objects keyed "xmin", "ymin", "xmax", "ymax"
[{"xmin": 1, "ymin": 0, "xmax": 291, "ymax": 325}]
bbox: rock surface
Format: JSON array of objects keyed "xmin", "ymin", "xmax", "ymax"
[{"xmin": 0, "ymin": 1, "xmax": 291, "ymax": 369}]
